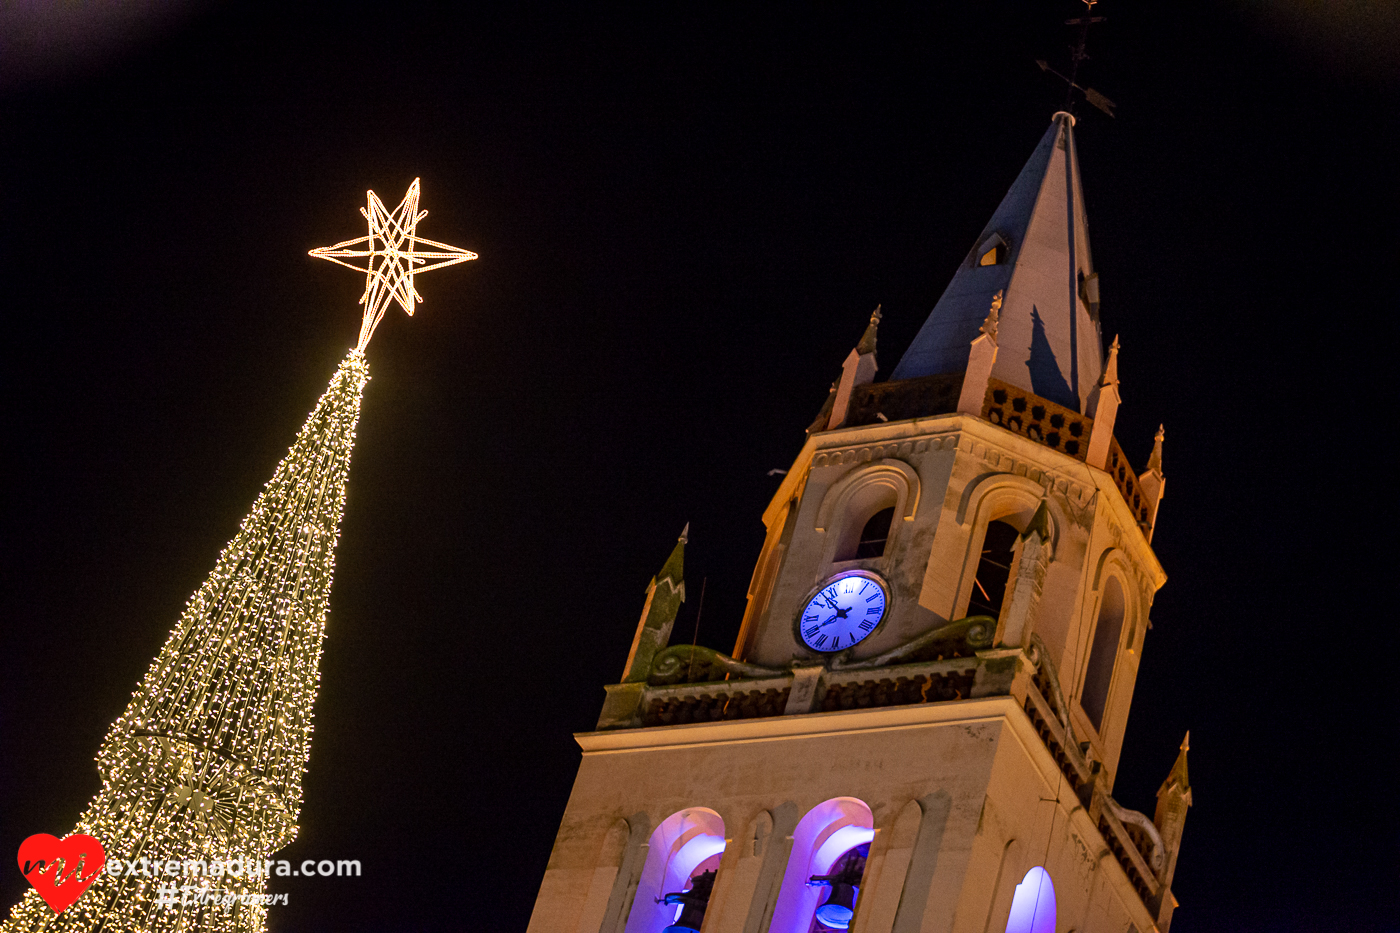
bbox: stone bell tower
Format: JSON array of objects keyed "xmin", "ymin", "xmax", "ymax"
[{"xmin": 528, "ymin": 112, "xmax": 1191, "ymax": 933}]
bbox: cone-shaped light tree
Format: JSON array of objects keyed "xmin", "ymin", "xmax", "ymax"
[{"xmin": 4, "ymin": 180, "xmax": 475, "ymax": 933}]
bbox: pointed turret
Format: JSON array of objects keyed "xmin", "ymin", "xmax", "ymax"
[
  {"xmin": 1153, "ymin": 732, "xmax": 1193, "ymax": 928},
  {"xmin": 620, "ymin": 525, "xmax": 688, "ymax": 683},
  {"xmin": 1085, "ymin": 334, "xmax": 1122, "ymax": 468},
  {"xmin": 828, "ymin": 306, "xmax": 882, "ymax": 429},
  {"xmin": 1139, "ymin": 425, "xmax": 1166, "ymax": 540},
  {"xmin": 893, "ymin": 112, "xmax": 1104, "ymax": 413}
]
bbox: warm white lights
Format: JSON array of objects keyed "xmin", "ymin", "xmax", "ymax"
[
  {"xmin": 310, "ymin": 178, "xmax": 477, "ymax": 351},
  {"xmin": 5, "ymin": 179, "xmax": 470, "ymax": 933},
  {"xmin": 3, "ymin": 354, "xmax": 370, "ymax": 933}
]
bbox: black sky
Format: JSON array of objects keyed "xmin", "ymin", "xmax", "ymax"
[{"xmin": 2, "ymin": 3, "xmax": 1398, "ymax": 931}]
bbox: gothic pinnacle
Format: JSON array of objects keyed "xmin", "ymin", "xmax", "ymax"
[
  {"xmin": 1099, "ymin": 334, "xmax": 1120, "ymax": 387},
  {"xmin": 856, "ymin": 305, "xmax": 882, "ymax": 356},
  {"xmin": 1159, "ymin": 730, "xmax": 1192, "ymax": 798},
  {"xmin": 980, "ymin": 290, "xmax": 1003, "ymax": 344},
  {"xmin": 1147, "ymin": 424, "xmax": 1165, "ymax": 474}
]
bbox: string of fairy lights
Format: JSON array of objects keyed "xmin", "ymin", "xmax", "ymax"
[{"xmin": 3, "ymin": 182, "xmax": 473, "ymax": 933}]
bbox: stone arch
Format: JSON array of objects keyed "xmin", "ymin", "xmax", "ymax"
[
  {"xmin": 1003, "ymin": 866, "xmax": 1056, "ymax": 933},
  {"xmin": 953, "ymin": 473, "xmax": 1064, "ymax": 621},
  {"xmin": 956, "ymin": 472, "xmax": 1061, "ymax": 539},
  {"xmin": 1078, "ymin": 570, "xmax": 1130, "ymax": 735},
  {"xmin": 769, "ymin": 797, "xmax": 875, "ymax": 933},
  {"xmin": 622, "ymin": 808, "xmax": 727, "ymax": 933},
  {"xmin": 814, "ymin": 460, "xmax": 921, "ymax": 567},
  {"xmin": 1090, "ymin": 547, "xmax": 1144, "ymax": 655}
]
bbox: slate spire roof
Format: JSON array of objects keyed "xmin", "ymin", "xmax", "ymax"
[{"xmin": 891, "ymin": 112, "xmax": 1104, "ymax": 412}]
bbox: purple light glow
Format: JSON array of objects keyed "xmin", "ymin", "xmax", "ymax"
[{"xmin": 1004, "ymin": 866, "xmax": 1056, "ymax": 933}]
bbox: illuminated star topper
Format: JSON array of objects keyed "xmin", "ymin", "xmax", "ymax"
[{"xmin": 310, "ymin": 178, "xmax": 477, "ymax": 351}]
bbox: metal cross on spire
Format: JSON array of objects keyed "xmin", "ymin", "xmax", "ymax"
[
  {"xmin": 310, "ymin": 178, "xmax": 478, "ymax": 351},
  {"xmin": 1036, "ymin": 0, "xmax": 1116, "ymax": 118}
]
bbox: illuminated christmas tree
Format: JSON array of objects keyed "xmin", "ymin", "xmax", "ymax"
[{"xmin": 4, "ymin": 180, "xmax": 474, "ymax": 933}]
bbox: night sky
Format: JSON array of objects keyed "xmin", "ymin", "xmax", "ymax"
[{"xmin": 2, "ymin": 3, "xmax": 1398, "ymax": 931}]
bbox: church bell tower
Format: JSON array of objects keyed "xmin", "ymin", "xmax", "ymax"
[{"xmin": 528, "ymin": 112, "xmax": 1191, "ymax": 933}]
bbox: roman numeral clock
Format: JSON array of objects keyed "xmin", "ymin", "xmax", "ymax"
[{"xmin": 796, "ymin": 572, "xmax": 889, "ymax": 653}]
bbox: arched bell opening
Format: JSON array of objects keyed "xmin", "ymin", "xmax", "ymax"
[
  {"xmin": 769, "ymin": 797, "xmax": 875, "ymax": 933},
  {"xmin": 968, "ymin": 519, "xmax": 1018, "ymax": 619},
  {"xmin": 1003, "ymin": 866, "xmax": 1055, "ymax": 933},
  {"xmin": 832, "ymin": 485, "xmax": 899, "ymax": 563},
  {"xmin": 624, "ymin": 808, "xmax": 727, "ymax": 933},
  {"xmin": 806, "ymin": 842, "xmax": 869, "ymax": 931},
  {"xmin": 1080, "ymin": 575, "xmax": 1126, "ymax": 732}
]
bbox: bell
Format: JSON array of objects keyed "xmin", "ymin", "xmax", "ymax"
[
  {"xmin": 813, "ymin": 881, "xmax": 858, "ymax": 929},
  {"xmin": 807, "ymin": 847, "xmax": 867, "ymax": 931},
  {"xmin": 660, "ymin": 869, "xmax": 716, "ymax": 933}
]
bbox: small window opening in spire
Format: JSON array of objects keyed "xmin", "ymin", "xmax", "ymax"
[
  {"xmin": 968, "ymin": 520, "xmax": 1017, "ymax": 618},
  {"xmin": 1078, "ymin": 270, "xmax": 1101, "ymax": 321},
  {"xmin": 852, "ymin": 507, "xmax": 894, "ymax": 560},
  {"xmin": 977, "ymin": 233, "xmax": 1009, "ymax": 267}
]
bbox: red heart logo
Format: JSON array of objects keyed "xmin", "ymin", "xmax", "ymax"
[{"xmin": 17, "ymin": 833, "xmax": 106, "ymax": 914}]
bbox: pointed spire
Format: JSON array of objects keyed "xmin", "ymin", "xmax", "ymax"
[
  {"xmin": 1154, "ymin": 730, "xmax": 1193, "ymax": 904},
  {"xmin": 621, "ymin": 527, "xmax": 688, "ymax": 683},
  {"xmin": 980, "ymin": 290, "xmax": 1002, "ymax": 344},
  {"xmin": 1137, "ymin": 423, "xmax": 1166, "ymax": 541},
  {"xmin": 1085, "ymin": 334, "xmax": 1122, "ymax": 467},
  {"xmin": 828, "ymin": 306, "xmax": 882, "ymax": 429},
  {"xmin": 857, "ymin": 304, "xmax": 882, "ymax": 355},
  {"xmin": 893, "ymin": 113, "xmax": 1103, "ymax": 412},
  {"xmin": 1158, "ymin": 731, "xmax": 1191, "ymax": 799},
  {"xmin": 1147, "ymin": 423, "xmax": 1165, "ymax": 474},
  {"xmin": 657, "ymin": 523, "xmax": 687, "ymax": 587},
  {"xmin": 1099, "ymin": 334, "xmax": 1120, "ymax": 387}
]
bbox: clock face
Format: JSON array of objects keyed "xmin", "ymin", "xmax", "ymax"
[{"xmin": 797, "ymin": 572, "xmax": 889, "ymax": 653}]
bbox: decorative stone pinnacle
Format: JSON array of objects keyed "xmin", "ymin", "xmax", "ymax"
[
  {"xmin": 1099, "ymin": 334, "xmax": 1120, "ymax": 387},
  {"xmin": 857, "ymin": 305, "xmax": 882, "ymax": 355},
  {"xmin": 1160, "ymin": 729, "xmax": 1192, "ymax": 798},
  {"xmin": 1147, "ymin": 423, "xmax": 1165, "ymax": 474},
  {"xmin": 657, "ymin": 528, "xmax": 687, "ymax": 588},
  {"xmin": 979, "ymin": 290, "xmax": 1003, "ymax": 343}
]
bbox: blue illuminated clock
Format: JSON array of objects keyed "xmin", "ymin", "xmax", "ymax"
[{"xmin": 796, "ymin": 571, "xmax": 890, "ymax": 653}]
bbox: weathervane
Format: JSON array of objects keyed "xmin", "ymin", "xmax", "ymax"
[
  {"xmin": 310, "ymin": 178, "xmax": 478, "ymax": 351},
  {"xmin": 1036, "ymin": 0, "xmax": 1116, "ymax": 118}
]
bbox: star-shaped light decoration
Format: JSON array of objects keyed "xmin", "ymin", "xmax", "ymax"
[{"xmin": 310, "ymin": 178, "xmax": 477, "ymax": 351}]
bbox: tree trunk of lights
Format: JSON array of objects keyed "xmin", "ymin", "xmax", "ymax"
[{"xmin": 3, "ymin": 350, "xmax": 370, "ymax": 933}]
